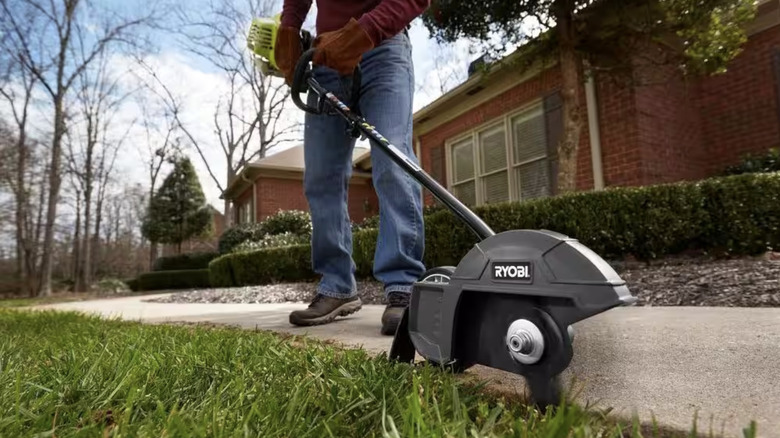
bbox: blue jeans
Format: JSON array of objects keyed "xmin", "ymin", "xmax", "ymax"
[{"xmin": 303, "ymin": 31, "xmax": 425, "ymax": 299}]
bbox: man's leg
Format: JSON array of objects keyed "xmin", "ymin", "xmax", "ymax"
[
  {"xmin": 289, "ymin": 65, "xmax": 363, "ymax": 326},
  {"xmin": 357, "ymin": 31, "xmax": 426, "ymax": 335}
]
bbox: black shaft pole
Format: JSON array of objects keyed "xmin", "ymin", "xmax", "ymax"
[{"xmin": 309, "ymin": 78, "xmax": 496, "ymax": 241}]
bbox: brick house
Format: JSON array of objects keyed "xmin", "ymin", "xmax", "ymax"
[
  {"xmin": 223, "ymin": 0, "xmax": 779, "ymax": 220},
  {"xmin": 221, "ymin": 143, "xmax": 379, "ymax": 225},
  {"xmin": 414, "ymin": 0, "xmax": 780, "ymax": 208}
]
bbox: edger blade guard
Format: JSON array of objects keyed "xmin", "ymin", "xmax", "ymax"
[{"xmin": 405, "ymin": 230, "xmax": 636, "ymax": 408}]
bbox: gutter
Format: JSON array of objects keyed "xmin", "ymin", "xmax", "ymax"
[{"xmin": 584, "ymin": 65, "xmax": 605, "ymax": 190}]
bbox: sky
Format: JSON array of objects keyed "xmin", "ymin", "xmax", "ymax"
[
  {"xmin": 112, "ymin": 0, "xmax": 480, "ymax": 210},
  {"xmin": 1, "ymin": 0, "xmax": 488, "ymax": 218}
]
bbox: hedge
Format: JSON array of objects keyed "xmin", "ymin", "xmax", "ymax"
[
  {"xmin": 137, "ymin": 269, "xmax": 211, "ymax": 291},
  {"xmin": 218, "ymin": 210, "xmax": 312, "ymax": 254},
  {"xmin": 152, "ymin": 251, "xmax": 220, "ymax": 271},
  {"xmin": 124, "ymin": 278, "xmax": 140, "ymax": 292},
  {"xmin": 724, "ymin": 147, "xmax": 780, "ymax": 176},
  {"xmin": 208, "ymin": 228, "xmax": 380, "ymax": 288},
  {"xmin": 208, "ymin": 172, "xmax": 780, "ymax": 287}
]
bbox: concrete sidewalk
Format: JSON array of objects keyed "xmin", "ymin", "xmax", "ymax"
[{"xmin": 33, "ymin": 295, "xmax": 780, "ymax": 438}]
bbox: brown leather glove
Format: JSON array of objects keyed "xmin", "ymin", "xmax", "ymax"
[
  {"xmin": 312, "ymin": 18, "xmax": 375, "ymax": 76},
  {"xmin": 274, "ymin": 25, "xmax": 302, "ymax": 86}
]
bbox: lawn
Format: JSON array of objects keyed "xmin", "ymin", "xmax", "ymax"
[{"xmin": 0, "ymin": 309, "xmax": 754, "ymax": 438}]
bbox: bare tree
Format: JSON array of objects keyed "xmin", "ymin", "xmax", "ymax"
[
  {"xmin": 0, "ymin": 0, "xmax": 160, "ymax": 296},
  {"xmin": 64, "ymin": 45, "xmax": 136, "ymax": 292},
  {"xmin": 131, "ymin": 89, "xmax": 179, "ymax": 268},
  {"xmin": 0, "ymin": 12, "xmax": 44, "ymax": 295},
  {"xmin": 134, "ymin": 0, "xmax": 301, "ymax": 225}
]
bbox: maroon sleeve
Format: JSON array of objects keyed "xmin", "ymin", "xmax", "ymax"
[
  {"xmin": 280, "ymin": 0, "xmax": 313, "ymax": 29},
  {"xmin": 357, "ymin": 0, "xmax": 430, "ymax": 44}
]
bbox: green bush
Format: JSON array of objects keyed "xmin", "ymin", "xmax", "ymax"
[
  {"xmin": 218, "ymin": 223, "xmax": 266, "ymax": 254},
  {"xmin": 229, "ymin": 245, "xmax": 315, "ymax": 286},
  {"xmin": 724, "ymin": 147, "xmax": 780, "ymax": 176},
  {"xmin": 353, "ymin": 228, "xmax": 379, "ymax": 278},
  {"xmin": 209, "ymin": 172, "xmax": 780, "ymax": 287},
  {"xmin": 218, "ymin": 210, "xmax": 313, "ymax": 254},
  {"xmin": 231, "ymin": 232, "xmax": 309, "ymax": 253},
  {"xmin": 259, "ymin": 209, "xmax": 312, "ymax": 237},
  {"xmin": 136, "ymin": 269, "xmax": 211, "ymax": 291},
  {"xmin": 124, "ymin": 278, "xmax": 140, "ymax": 292},
  {"xmin": 152, "ymin": 251, "xmax": 220, "ymax": 271},
  {"xmin": 208, "ymin": 255, "xmax": 234, "ymax": 288}
]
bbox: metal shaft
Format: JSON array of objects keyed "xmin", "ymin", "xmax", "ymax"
[{"xmin": 308, "ymin": 78, "xmax": 496, "ymax": 241}]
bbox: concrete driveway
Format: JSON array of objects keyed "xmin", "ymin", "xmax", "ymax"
[{"xmin": 32, "ymin": 294, "xmax": 780, "ymax": 438}]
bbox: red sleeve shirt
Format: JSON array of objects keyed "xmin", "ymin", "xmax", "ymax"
[{"xmin": 281, "ymin": 0, "xmax": 430, "ymax": 45}]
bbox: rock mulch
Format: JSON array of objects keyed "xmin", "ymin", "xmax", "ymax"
[{"xmin": 146, "ymin": 255, "xmax": 780, "ymax": 308}]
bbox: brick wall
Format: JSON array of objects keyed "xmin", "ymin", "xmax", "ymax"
[
  {"xmin": 632, "ymin": 62, "xmax": 708, "ymax": 184},
  {"xmin": 593, "ymin": 73, "xmax": 643, "ymax": 187},
  {"xmin": 696, "ymin": 24, "xmax": 780, "ymax": 174},
  {"xmin": 251, "ymin": 175, "xmax": 379, "ymax": 223},
  {"xmin": 418, "ymin": 22, "xmax": 780, "ymax": 201},
  {"xmin": 419, "ymin": 68, "xmax": 614, "ymax": 205}
]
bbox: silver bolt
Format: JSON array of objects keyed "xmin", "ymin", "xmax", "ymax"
[{"xmin": 506, "ymin": 319, "xmax": 545, "ymax": 365}]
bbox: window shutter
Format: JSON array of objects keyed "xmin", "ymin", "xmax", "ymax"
[
  {"xmin": 774, "ymin": 50, "xmax": 780, "ymax": 128},
  {"xmin": 543, "ymin": 91, "xmax": 563, "ymax": 195}
]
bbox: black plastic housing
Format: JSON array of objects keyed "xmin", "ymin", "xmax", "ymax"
[{"xmin": 406, "ymin": 229, "xmax": 637, "ymax": 377}]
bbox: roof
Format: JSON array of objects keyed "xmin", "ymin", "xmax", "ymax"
[
  {"xmin": 220, "ymin": 143, "xmax": 372, "ymax": 200},
  {"xmin": 251, "ymin": 143, "xmax": 371, "ymax": 172}
]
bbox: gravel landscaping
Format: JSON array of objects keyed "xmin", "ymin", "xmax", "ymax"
[{"xmin": 146, "ymin": 254, "xmax": 780, "ymax": 307}]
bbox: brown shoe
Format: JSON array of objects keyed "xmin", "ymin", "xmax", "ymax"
[
  {"xmin": 381, "ymin": 292, "xmax": 410, "ymax": 336},
  {"xmin": 289, "ymin": 294, "xmax": 362, "ymax": 326}
]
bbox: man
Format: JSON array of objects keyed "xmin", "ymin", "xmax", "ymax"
[{"xmin": 274, "ymin": 0, "xmax": 430, "ymax": 335}]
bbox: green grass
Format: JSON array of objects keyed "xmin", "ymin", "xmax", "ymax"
[
  {"xmin": 0, "ymin": 295, "xmax": 87, "ymax": 308},
  {"xmin": 0, "ymin": 310, "xmax": 755, "ymax": 437}
]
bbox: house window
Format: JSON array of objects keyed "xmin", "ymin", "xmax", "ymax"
[
  {"xmin": 447, "ymin": 102, "xmax": 550, "ymax": 206},
  {"xmin": 235, "ymin": 201, "xmax": 253, "ymax": 224},
  {"xmin": 511, "ymin": 105, "xmax": 549, "ymax": 200}
]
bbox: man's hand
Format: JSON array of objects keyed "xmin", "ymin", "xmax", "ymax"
[
  {"xmin": 274, "ymin": 25, "xmax": 302, "ymax": 86},
  {"xmin": 313, "ymin": 18, "xmax": 375, "ymax": 76}
]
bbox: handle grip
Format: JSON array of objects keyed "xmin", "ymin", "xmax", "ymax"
[
  {"xmin": 291, "ymin": 48, "xmax": 318, "ymax": 113},
  {"xmin": 290, "ymin": 47, "xmax": 363, "ymax": 115}
]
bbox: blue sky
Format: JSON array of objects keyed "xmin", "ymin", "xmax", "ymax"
[
  {"xmin": 1, "ymin": 0, "xmax": 481, "ymax": 213},
  {"xmin": 107, "ymin": 0, "xmax": 480, "ymax": 208}
]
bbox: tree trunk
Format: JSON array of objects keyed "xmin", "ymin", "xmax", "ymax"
[
  {"xmin": 39, "ymin": 97, "xmax": 65, "ymax": 297},
  {"xmin": 15, "ymin": 131, "xmax": 28, "ymax": 296},
  {"xmin": 554, "ymin": 0, "xmax": 584, "ymax": 194},
  {"xmin": 29, "ymin": 164, "xmax": 47, "ymax": 296},
  {"xmin": 93, "ymin": 186, "xmax": 104, "ymax": 281},
  {"xmin": 79, "ymin": 149, "xmax": 94, "ymax": 293},
  {"xmin": 72, "ymin": 190, "xmax": 82, "ymax": 291}
]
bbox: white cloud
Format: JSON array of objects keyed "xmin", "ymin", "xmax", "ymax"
[
  {"xmin": 106, "ymin": 50, "xmax": 304, "ymax": 210},
  {"xmin": 0, "ymin": 10, "xmax": 489, "ymax": 221}
]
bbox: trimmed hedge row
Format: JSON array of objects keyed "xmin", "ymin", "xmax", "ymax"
[
  {"xmin": 209, "ymin": 228, "xmax": 380, "ymax": 288},
  {"xmin": 152, "ymin": 251, "xmax": 220, "ymax": 271},
  {"xmin": 137, "ymin": 269, "xmax": 211, "ymax": 291},
  {"xmin": 208, "ymin": 172, "xmax": 780, "ymax": 288}
]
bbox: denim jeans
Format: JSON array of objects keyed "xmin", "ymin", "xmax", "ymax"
[{"xmin": 303, "ymin": 30, "xmax": 425, "ymax": 299}]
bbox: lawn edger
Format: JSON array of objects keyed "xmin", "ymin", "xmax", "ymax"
[{"xmin": 247, "ymin": 16, "xmax": 638, "ymax": 410}]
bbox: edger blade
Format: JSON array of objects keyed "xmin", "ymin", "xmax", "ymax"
[{"xmin": 388, "ymin": 307, "xmax": 415, "ymax": 363}]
